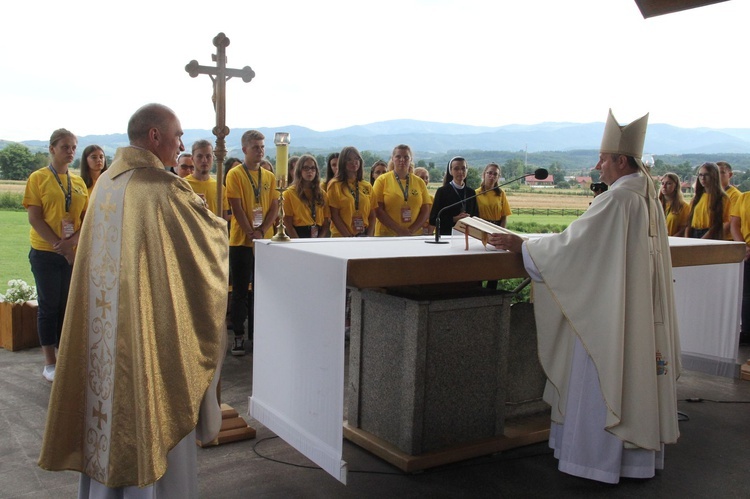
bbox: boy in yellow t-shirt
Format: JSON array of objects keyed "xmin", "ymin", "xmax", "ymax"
[
  {"xmin": 225, "ymin": 130, "xmax": 279, "ymax": 355},
  {"xmin": 185, "ymin": 139, "xmax": 230, "ymax": 218}
]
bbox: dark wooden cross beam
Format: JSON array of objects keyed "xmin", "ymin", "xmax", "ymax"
[{"xmin": 186, "ymin": 32, "xmax": 255, "ymax": 216}]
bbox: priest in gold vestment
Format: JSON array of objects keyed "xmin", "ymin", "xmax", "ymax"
[{"xmin": 38, "ymin": 104, "xmax": 228, "ymax": 497}]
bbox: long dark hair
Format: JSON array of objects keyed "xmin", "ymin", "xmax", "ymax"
[
  {"xmin": 325, "ymin": 152, "xmax": 340, "ymax": 183},
  {"xmin": 658, "ymin": 172, "xmax": 686, "ymax": 215},
  {"xmin": 293, "ymin": 154, "xmax": 325, "ymax": 207},
  {"xmin": 80, "ymin": 145, "xmax": 108, "ymax": 188},
  {"xmin": 688, "ymin": 162, "xmax": 726, "ymax": 239},
  {"xmin": 334, "ymin": 147, "xmax": 363, "ymax": 183}
]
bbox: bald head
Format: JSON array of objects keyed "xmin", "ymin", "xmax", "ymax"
[
  {"xmin": 128, "ymin": 103, "xmax": 175, "ymax": 143},
  {"xmin": 126, "ymin": 103, "xmax": 184, "ymax": 167}
]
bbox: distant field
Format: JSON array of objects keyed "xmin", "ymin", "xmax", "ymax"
[
  {"xmin": 0, "ymin": 181, "xmax": 27, "ymax": 194},
  {"xmin": 507, "ymin": 190, "xmax": 593, "ymax": 210}
]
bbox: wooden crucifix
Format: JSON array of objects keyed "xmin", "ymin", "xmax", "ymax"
[
  {"xmin": 186, "ymin": 33, "xmax": 256, "ymax": 445},
  {"xmin": 186, "ymin": 32, "xmax": 255, "ymax": 217}
]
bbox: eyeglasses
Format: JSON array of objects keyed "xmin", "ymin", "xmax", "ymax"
[
  {"xmin": 300, "ymin": 166, "xmax": 317, "ymax": 172},
  {"xmin": 697, "ymin": 173, "xmax": 710, "ymax": 178}
]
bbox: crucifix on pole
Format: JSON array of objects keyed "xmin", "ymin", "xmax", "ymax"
[
  {"xmin": 185, "ymin": 32, "xmax": 255, "ymax": 217},
  {"xmin": 185, "ymin": 33, "xmax": 257, "ymax": 445}
]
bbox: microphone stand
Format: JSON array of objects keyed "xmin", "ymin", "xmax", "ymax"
[{"xmin": 425, "ymin": 169, "xmax": 548, "ymax": 244}]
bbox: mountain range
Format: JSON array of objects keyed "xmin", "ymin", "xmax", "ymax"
[{"xmin": 6, "ymin": 119, "xmax": 750, "ymax": 159}]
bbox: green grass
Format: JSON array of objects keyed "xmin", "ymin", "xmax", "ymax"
[
  {"xmin": 0, "ymin": 211, "xmax": 33, "ymax": 288},
  {"xmin": 509, "ymin": 213, "xmax": 579, "ymax": 227}
]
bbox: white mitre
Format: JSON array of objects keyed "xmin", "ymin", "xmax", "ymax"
[{"xmin": 600, "ymin": 109, "xmax": 649, "ymax": 169}]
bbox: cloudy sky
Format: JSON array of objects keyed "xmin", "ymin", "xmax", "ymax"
[{"xmin": 1, "ymin": 0, "xmax": 746, "ymax": 142}]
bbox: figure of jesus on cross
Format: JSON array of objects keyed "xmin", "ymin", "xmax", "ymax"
[{"xmin": 186, "ymin": 32, "xmax": 255, "ymax": 217}]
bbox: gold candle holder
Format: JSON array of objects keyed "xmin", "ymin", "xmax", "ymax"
[{"xmin": 272, "ymin": 132, "xmax": 291, "ymax": 242}]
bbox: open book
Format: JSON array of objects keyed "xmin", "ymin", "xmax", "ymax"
[{"xmin": 453, "ymin": 217, "xmax": 527, "ymax": 251}]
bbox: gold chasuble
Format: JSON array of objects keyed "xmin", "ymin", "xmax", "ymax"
[{"xmin": 38, "ymin": 147, "xmax": 228, "ymax": 488}]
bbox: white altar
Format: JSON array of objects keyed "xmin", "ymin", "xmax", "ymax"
[{"xmin": 249, "ymin": 235, "xmax": 745, "ymax": 484}]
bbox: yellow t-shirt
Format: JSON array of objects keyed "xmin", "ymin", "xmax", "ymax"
[
  {"xmin": 724, "ymin": 185, "xmax": 742, "ymax": 240},
  {"xmin": 690, "ymin": 193, "xmax": 730, "ymax": 230},
  {"xmin": 664, "ymin": 202, "xmax": 690, "ymax": 237},
  {"xmin": 730, "ymin": 192, "xmax": 750, "ymax": 245},
  {"xmin": 327, "ymin": 179, "xmax": 373, "ymax": 237},
  {"xmin": 283, "ymin": 186, "xmax": 329, "ymax": 227},
  {"xmin": 23, "ymin": 167, "xmax": 88, "ymax": 252},
  {"xmin": 372, "ymin": 171, "xmax": 430, "ymax": 237},
  {"xmin": 185, "ymin": 175, "xmax": 229, "ymax": 215},
  {"xmin": 225, "ymin": 165, "xmax": 279, "ymax": 246},
  {"xmin": 475, "ymin": 187, "xmax": 512, "ymax": 222}
]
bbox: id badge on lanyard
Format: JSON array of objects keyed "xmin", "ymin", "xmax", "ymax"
[
  {"xmin": 61, "ymin": 214, "xmax": 75, "ymax": 239},
  {"xmin": 401, "ymin": 205, "xmax": 412, "ymax": 223},
  {"xmin": 310, "ymin": 225, "xmax": 319, "ymax": 238},
  {"xmin": 252, "ymin": 206, "xmax": 264, "ymax": 227},
  {"xmin": 352, "ymin": 213, "xmax": 365, "ymax": 234}
]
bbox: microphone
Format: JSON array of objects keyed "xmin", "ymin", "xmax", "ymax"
[{"xmin": 425, "ymin": 168, "xmax": 549, "ymax": 244}]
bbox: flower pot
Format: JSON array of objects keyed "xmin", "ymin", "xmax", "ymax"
[{"xmin": 0, "ymin": 300, "xmax": 40, "ymax": 351}]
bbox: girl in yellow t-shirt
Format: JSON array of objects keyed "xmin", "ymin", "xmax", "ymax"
[
  {"xmin": 476, "ymin": 163, "xmax": 512, "ymax": 228},
  {"xmin": 22, "ymin": 128, "xmax": 88, "ymax": 382},
  {"xmin": 658, "ymin": 172, "xmax": 689, "ymax": 237},
  {"xmin": 373, "ymin": 144, "xmax": 431, "ymax": 237},
  {"xmin": 328, "ymin": 147, "xmax": 375, "ymax": 237},
  {"xmin": 283, "ymin": 154, "xmax": 330, "ymax": 238},
  {"xmin": 686, "ymin": 162, "xmax": 729, "ymax": 239}
]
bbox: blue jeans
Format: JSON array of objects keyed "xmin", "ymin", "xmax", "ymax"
[{"xmin": 29, "ymin": 248, "xmax": 72, "ymax": 347}]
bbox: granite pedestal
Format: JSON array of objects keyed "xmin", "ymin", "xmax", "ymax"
[{"xmin": 347, "ymin": 286, "xmax": 512, "ymax": 455}]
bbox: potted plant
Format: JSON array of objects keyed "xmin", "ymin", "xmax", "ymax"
[{"xmin": 0, "ymin": 279, "xmax": 40, "ymax": 351}]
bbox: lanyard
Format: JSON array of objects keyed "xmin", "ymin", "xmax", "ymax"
[
  {"xmin": 243, "ymin": 164, "xmax": 262, "ymax": 206},
  {"xmin": 347, "ymin": 180, "xmax": 360, "ymax": 211},
  {"xmin": 305, "ymin": 189, "xmax": 317, "ymax": 224},
  {"xmin": 48, "ymin": 165, "xmax": 72, "ymax": 212},
  {"xmin": 394, "ymin": 172, "xmax": 410, "ymax": 203}
]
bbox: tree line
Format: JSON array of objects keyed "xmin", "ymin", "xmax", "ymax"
[{"xmin": 4, "ymin": 141, "xmax": 750, "ymax": 191}]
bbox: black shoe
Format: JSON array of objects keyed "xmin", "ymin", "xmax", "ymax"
[{"xmin": 231, "ymin": 336, "xmax": 246, "ymax": 356}]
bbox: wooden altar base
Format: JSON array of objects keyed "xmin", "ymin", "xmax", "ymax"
[
  {"xmin": 741, "ymin": 361, "xmax": 750, "ymax": 381},
  {"xmin": 343, "ymin": 413, "xmax": 550, "ymax": 473},
  {"xmin": 199, "ymin": 403, "xmax": 256, "ymax": 447}
]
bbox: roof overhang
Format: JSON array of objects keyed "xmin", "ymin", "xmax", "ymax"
[{"xmin": 634, "ymin": 0, "xmax": 730, "ymax": 18}]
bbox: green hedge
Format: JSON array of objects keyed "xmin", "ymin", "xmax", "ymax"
[{"xmin": 0, "ymin": 192, "xmax": 24, "ymax": 210}]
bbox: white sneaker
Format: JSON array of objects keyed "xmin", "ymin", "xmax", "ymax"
[{"xmin": 42, "ymin": 364, "xmax": 55, "ymax": 382}]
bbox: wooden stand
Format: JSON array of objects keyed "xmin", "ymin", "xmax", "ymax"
[
  {"xmin": 199, "ymin": 403, "xmax": 256, "ymax": 447},
  {"xmin": 741, "ymin": 360, "xmax": 750, "ymax": 381},
  {"xmin": 343, "ymin": 414, "xmax": 550, "ymax": 473},
  {"xmin": 0, "ymin": 301, "xmax": 39, "ymax": 351}
]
